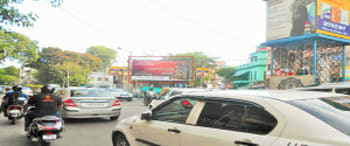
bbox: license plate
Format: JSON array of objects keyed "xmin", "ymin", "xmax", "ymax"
[
  {"xmin": 83, "ymin": 103, "xmax": 106, "ymax": 107},
  {"xmin": 43, "ymin": 134, "xmax": 57, "ymax": 140},
  {"xmin": 9, "ymin": 110, "xmax": 20, "ymax": 114}
]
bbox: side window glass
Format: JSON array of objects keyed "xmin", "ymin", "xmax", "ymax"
[
  {"xmin": 240, "ymin": 106, "xmax": 277, "ymax": 134},
  {"xmin": 197, "ymin": 101, "xmax": 277, "ymax": 135},
  {"xmin": 170, "ymin": 91, "xmax": 182, "ymax": 97},
  {"xmin": 153, "ymin": 98, "xmax": 197, "ymax": 124},
  {"xmin": 197, "ymin": 102, "xmax": 245, "ymax": 132}
]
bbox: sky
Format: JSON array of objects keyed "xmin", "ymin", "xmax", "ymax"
[{"xmin": 8, "ymin": 0, "xmax": 267, "ymax": 67}]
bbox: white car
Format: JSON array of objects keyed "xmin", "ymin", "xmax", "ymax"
[
  {"xmin": 108, "ymin": 88, "xmax": 133, "ymax": 101},
  {"xmin": 112, "ymin": 90, "xmax": 350, "ymax": 146},
  {"xmin": 22, "ymin": 87, "xmax": 33, "ymax": 96}
]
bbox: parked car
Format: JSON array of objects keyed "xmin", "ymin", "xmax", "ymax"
[
  {"xmin": 22, "ymin": 87, "xmax": 33, "ymax": 96},
  {"xmin": 55, "ymin": 88, "xmax": 121, "ymax": 120},
  {"xmin": 112, "ymin": 90, "xmax": 350, "ymax": 146},
  {"xmin": 148, "ymin": 88, "xmax": 216, "ymax": 109},
  {"xmin": 108, "ymin": 88, "xmax": 133, "ymax": 101}
]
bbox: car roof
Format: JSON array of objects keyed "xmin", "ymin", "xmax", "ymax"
[
  {"xmin": 182, "ymin": 90, "xmax": 343, "ymax": 101},
  {"xmin": 170, "ymin": 88, "xmax": 217, "ymax": 92}
]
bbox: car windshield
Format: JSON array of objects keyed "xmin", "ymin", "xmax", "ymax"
[
  {"xmin": 289, "ymin": 96, "xmax": 350, "ymax": 136},
  {"xmin": 71, "ymin": 89, "xmax": 110, "ymax": 97}
]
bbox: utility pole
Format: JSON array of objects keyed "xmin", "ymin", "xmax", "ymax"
[{"xmin": 67, "ymin": 67, "xmax": 70, "ymax": 88}]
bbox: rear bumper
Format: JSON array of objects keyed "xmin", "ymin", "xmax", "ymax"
[{"xmin": 61, "ymin": 106, "xmax": 121, "ymax": 119}]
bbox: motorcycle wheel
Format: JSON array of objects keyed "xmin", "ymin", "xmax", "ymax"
[
  {"xmin": 40, "ymin": 141, "xmax": 51, "ymax": 146},
  {"xmin": 11, "ymin": 118, "xmax": 16, "ymax": 125}
]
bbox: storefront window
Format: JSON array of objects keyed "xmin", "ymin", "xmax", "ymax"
[
  {"xmin": 316, "ymin": 46, "xmax": 343, "ymax": 83},
  {"xmin": 272, "ymin": 46, "xmax": 313, "ymax": 77}
]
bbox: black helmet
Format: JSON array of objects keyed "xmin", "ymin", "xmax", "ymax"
[
  {"xmin": 41, "ymin": 84, "xmax": 56, "ymax": 93},
  {"xmin": 12, "ymin": 85, "xmax": 23, "ymax": 92}
]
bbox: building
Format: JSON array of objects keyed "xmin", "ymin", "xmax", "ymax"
[
  {"xmin": 233, "ymin": 49, "xmax": 267, "ymax": 89},
  {"xmin": 88, "ymin": 72, "xmax": 113, "ymax": 87}
]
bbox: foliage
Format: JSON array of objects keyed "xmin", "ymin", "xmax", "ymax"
[
  {"xmin": 87, "ymin": 46, "xmax": 117, "ymax": 70},
  {"xmin": 0, "ymin": 31, "xmax": 39, "ymax": 62},
  {"xmin": 171, "ymin": 52, "xmax": 216, "ymax": 69},
  {"xmin": 0, "ymin": 0, "xmax": 62, "ymax": 30},
  {"xmin": 216, "ymin": 67, "xmax": 235, "ymax": 83},
  {"xmin": 30, "ymin": 47, "xmax": 103, "ymax": 86},
  {"xmin": 0, "ymin": 66, "xmax": 19, "ymax": 85},
  {"xmin": 23, "ymin": 84, "xmax": 43, "ymax": 90}
]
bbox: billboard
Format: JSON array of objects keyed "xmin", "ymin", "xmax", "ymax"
[
  {"xmin": 316, "ymin": 0, "xmax": 350, "ymax": 39},
  {"xmin": 267, "ymin": 0, "xmax": 317, "ymax": 41},
  {"xmin": 128, "ymin": 56, "xmax": 194, "ymax": 82}
]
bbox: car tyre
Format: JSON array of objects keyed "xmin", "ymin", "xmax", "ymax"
[
  {"xmin": 113, "ymin": 133, "xmax": 129, "ymax": 146},
  {"xmin": 110, "ymin": 116, "xmax": 119, "ymax": 121},
  {"xmin": 127, "ymin": 98, "xmax": 132, "ymax": 102}
]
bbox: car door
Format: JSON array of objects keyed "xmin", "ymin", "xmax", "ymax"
[
  {"xmin": 132, "ymin": 97, "xmax": 199, "ymax": 146},
  {"xmin": 181, "ymin": 99, "xmax": 282, "ymax": 146}
]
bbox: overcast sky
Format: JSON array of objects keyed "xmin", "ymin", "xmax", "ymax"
[{"xmin": 9, "ymin": 0, "xmax": 266, "ymax": 67}]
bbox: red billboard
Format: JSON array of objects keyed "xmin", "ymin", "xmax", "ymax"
[{"xmin": 128, "ymin": 56, "xmax": 194, "ymax": 82}]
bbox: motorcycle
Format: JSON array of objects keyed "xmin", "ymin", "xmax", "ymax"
[
  {"xmin": 5, "ymin": 97, "xmax": 26, "ymax": 125},
  {"xmin": 27, "ymin": 115, "xmax": 64, "ymax": 146}
]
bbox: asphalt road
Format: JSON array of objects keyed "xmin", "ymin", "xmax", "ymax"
[{"xmin": 0, "ymin": 99, "xmax": 148, "ymax": 146}]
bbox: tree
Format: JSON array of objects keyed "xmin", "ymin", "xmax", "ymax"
[
  {"xmin": 0, "ymin": 31, "xmax": 39, "ymax": 62},
  {"xmin": 0, "ymin": 0, "xmax": 62, "ymax": 30},
  {"xmin": 30, "ymin": 47, "xmax": 103, "ymax": 86},
  {"xmin": 87, "ymin": 46, "xmax": 117, "ymax": 70},
  {"xmin": 0, "ymin": 66, "xmax": 19, "ymax": 85},
  {"xmin": 216, "ymin": 67, "xmax": 235, "ymax": 87}
]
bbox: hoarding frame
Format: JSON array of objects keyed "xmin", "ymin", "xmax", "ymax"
[{"xmin": 128, "ymin": 56, "xmax": 194, "ymax": 84}]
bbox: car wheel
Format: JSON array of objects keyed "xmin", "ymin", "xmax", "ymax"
[
  {"xmin": 110, "ymin": 116, "xmax": 119, "ymax": 121},
  {"xmin": 113, "ymin": 133, "xmax": 129, "ymax": 146},
  {"xmin": 127, "ymin": 98, "xmax": 132, "ymax": 102}
]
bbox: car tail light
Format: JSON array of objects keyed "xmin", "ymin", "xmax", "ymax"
[
  {"xmin": 63, "ymin": 99, "xmax": 77, "ymax": 107},
  {"xmin": 112, "ymin": 99, "xmax": 120, "ymax": 106}
]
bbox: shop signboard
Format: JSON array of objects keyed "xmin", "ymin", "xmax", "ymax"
[
  {"xmin": 316, "ymin": 0, "xmax": 350, "ymax": 40},
  {"xmin": 196, "ymin": 67, "xmax": 210, "ymax": 78},
  {"xmin": 266, "ymin": 0, "xmax": 317, "ymax": 41},
  {"xmin": 129, "ymin": 56, "xmax": 193, "ymax": 82},
  {"xmin": 109, "ymin": 66, "xmax": 125, "ymax": 76}
]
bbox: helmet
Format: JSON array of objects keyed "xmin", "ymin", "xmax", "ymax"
[
  {"xmin": 12, "ymin": 85, "xmax": 23, "ymax": 92},
  {"xmin": 41, "ymin": 84, "xmax": 56, "ymax": 93}
]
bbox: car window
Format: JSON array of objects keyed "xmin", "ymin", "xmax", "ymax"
[
  {"xmin": 169, "ymin": 90, "xmax": 182, "ymax": 97},
  {"xmin": 71, "ymin": 89, "xmax": 109, "ymax": 97},
  {"xmin": 159, "ymin": 90, "xmax": 172, "ymax": 100},
  {"xmin": 290, "ymin": 96, "xmax": 350, "ymax": 137},
  {"xmin": 152, "ymin": 97, "xmax": 198, "ymax": 124},
  {"xmin": 197, "ymin": 101, "xmax": 277, "ymax": 135}
]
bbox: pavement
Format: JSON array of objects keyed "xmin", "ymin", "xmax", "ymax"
[{"xmin": 0, "ymin": 100, "xmax": 148, "ymax": 146}]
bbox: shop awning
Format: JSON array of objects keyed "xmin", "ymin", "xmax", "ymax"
[{"xmin": 234, "ymin": 71, "xmax": 250, "ymax": 77}]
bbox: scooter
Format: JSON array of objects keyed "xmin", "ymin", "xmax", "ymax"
[
  {"xmin": 27, "ymin": 115, "xmax": 64, "ymax": 146},
  {"xmin": 5, "ymin": 97, "xmax": 27, "ymax": 125}
]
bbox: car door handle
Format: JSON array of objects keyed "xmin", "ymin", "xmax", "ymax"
[
  {"xmin": 234, "ymin": 140, "xmax": 258, "ymax": 146},
  {"xmin": 168, "ymin": 128, "xmax": 181, "ymax": 134}
]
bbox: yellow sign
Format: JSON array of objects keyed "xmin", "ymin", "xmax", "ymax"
[
  {"xmin": 109, "ymin": 66, "xmax": 125, "ymax": 76},
  {"xmin": 346, "ymin": 66, "xmax": 350, "ymax": 78},
  {"xmin": 196, "ymin": 67, "xmax": 210, "ymax": 71},
  {"xmin": 317, "ymin": 0, "xmax": 350, "ymax": 40}
]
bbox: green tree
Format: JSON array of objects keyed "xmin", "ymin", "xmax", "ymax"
[
  {"xmin": 216, "ymin": 67, "xmax": 235, "ymax": 86},
  {"xmin": 0, "ymin": 31, "xmax": 39, "ymax": 62},
  {"xmin": 0, "ymin": 0, "xmax": 62, "ymax": 30},
  {"xmin": 0, "ymin": 66, "xmax": 19, "ymax": 85},
  {"xmin": 30, "ymin": 47, "xmax": 103, "ymax": 86},
  {"xmin": 87, "ymin": 46, "xmax": 117, "ymax": 70}
]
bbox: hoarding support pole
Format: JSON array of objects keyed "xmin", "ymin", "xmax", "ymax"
[
  {"xmin": 313, "ymin": 40, "xmax": 317, "ymax": 84},
  {"xmin": 343, "ymin": 45, "xmax": 347, "ymax": 82},
  {"xmin": 270, "ymin": 48, "xmax": 274, "ymax": 77}
]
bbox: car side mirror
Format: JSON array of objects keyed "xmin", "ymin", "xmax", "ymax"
[{"xmin": 141, "ymin": 111, "xmax": 152, "ymax": 121}]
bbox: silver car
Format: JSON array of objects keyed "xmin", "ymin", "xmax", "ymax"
[
  {"xmin": 107, "ymin": 88, "xmax": 133, "ymax": 101},
  {"xmin": 55, "ymin": 88, "xmax": 121, "ymax": 120}
]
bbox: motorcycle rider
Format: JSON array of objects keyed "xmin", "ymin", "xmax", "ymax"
[
  {"xmin": 24, "ymin": 84, "xmax": 62, "ymax": 131},
  {"xmin": 0, "ymin": 85, "xmax": 28, "ymax": 115}
]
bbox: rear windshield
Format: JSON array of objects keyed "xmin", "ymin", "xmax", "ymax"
[
  {"xmin": 71, "ymin": 89, "xmax": 110, "ymax": 97},
  {"xmin": 289, "ymin": 96, "xmax": 350, "ymax": 136}
]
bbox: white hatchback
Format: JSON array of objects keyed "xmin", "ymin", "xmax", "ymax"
[{"xmin": 112, "ymin": 90, "xmax": 350, "ymax": 146}]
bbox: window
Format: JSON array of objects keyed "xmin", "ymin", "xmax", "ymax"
[
  {"xmin": 153, "ymin": 98, "xmax": 198, "ymax": 124},
  {"xmin": 97, "ymin": 77, "xmax": 103, "ymax": 81},
  {"xmin": 197, "ymin": 100, "xmax": 277, "ymax": 135}
]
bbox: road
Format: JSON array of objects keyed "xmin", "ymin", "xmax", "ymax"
[{"xmin": 0, "ymin": 100, "xmax": 148, "ymax": 146}]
